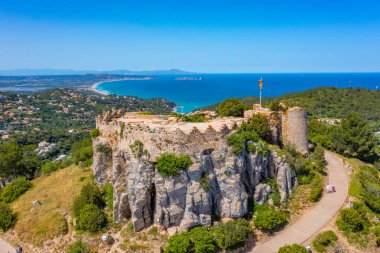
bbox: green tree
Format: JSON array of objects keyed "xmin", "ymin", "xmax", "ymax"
[
  {"xmin": 253, "ymin": 205, "xmax": 288, "ymax": 231},
  {"xmin": 0, "ymin": 202, "xmax": 15, "ymax": 232},
  {"xmin": 77, "ymin": 204, "xmax": 107, "ymax": 232},
  {"xmin": 341, "ymin": 114, "xmax": 378, "ymax": 162},
  {"xmin": 248, "ymin": 114, "xmax": 272, "ymax": 142},
  {"xmin": 0, "ymin": 177, "xmax": 33, "ymax": 203},
  {"xmin": 217, "ymin": 98, "xmax": 247, "ymax": 117},
  {"xmin": 212, "ymin": 219, "xmax": 251, "ymax": 250}
]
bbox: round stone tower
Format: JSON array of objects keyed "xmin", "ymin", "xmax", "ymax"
[{"xmin": 281, "ymin": 107, "xmax": 308, "ymax": 154}]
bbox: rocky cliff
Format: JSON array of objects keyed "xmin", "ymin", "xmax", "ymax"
[{"xmin": 92, "ymin": 114, "xmax": 297, "ymax": 232}]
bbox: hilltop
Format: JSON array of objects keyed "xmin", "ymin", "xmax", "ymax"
[{"xmin": 201, "ymin": 87, "xmax": 380, "ymax": 129}]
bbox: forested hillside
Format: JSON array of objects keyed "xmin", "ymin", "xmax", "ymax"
[{"xmin": 201, "ymin": 87, "xmax": 380, "ymax": 129}]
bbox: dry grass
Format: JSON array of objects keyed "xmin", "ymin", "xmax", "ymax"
[{"xmin": 11, "ymin": 165, "xmax": 92, "ymax": 246}]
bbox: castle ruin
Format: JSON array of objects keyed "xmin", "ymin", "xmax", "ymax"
[{"xmin": 92, "ymin": 105, "xmax": 307, "ymax": 232}]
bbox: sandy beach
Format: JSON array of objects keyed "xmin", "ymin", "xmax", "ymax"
[{"xmin": 89, "ymin": 77, "xmax": 154, "ymax": 96}]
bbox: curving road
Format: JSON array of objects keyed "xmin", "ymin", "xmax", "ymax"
[{"xmin": 251, "ymin": 151, "xmax": 348, "ymax": 253}]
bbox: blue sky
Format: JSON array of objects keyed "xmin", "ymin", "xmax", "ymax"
[{"xmin": 0, "ymin": 0, "xmax": 379, "ymax": 73}]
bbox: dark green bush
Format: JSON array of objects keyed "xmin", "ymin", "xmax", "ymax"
[
  {"xmin": 336, "ymin": 208, "xmax": 366, "ymax": 233},
  {"xmin": 278, "ymin": 244, "xmax": 307, "ymax": 253},
  {"xmin": 68, "ymin": 239, "xmax": 89, "ymax": 253},
  {"xmin": 77, "ymin": 204, "xmax": 107, "ymax": 233},
  {"xmin": 309, "ymin": 174, "xmax": 323, "ymax": 202},
  {"xmin": 253, "ymin": 204, "xmax": 288, "ymax": 231},
  {"xmin": 373, "ymin": 226, "xmax": 380, "ymax": 247},
  {"xmin": 73, "ymin": 183, "xmax": 105, "ymax": 217},
  {"xmin": 269, "ymin": 101, "xmax": 286, "ymax": 112},
  {"xmin": 165, "ymin": 226, "xmax": 215, "ymax": 253},
  {"xmin": 248, "ymin": 114, "xmax": 272, "ymax": 142},
  {"xmin": 0, "ymin": 202, "xmax": 15, "ymax": 232},
  {"xmin": 212, "ymin": 218, "xmax": 251, "ymax": 250},
  {"xmin": 155, "ymin": 153, "xmax": 192, "ymax": 177},
  {"xmin": 227, "ymin": 128, "xmax": 260, "ymax": 155},
  {"xmin": 41, "ymin": 161, "xmax": 61, "ymax": 175},
  {"xmin": 0, "ymin": 177, "xmax": 32, "ymax": 203},
  {"xmin": 268, "ymin": 179, "xmax": 281, "ymax": 206},
  {"xmin": 312, "ymin": 230, "xmax": 338, "ymax": 252},
  {"xmin": 71, "ymin": 138, "xmax": 93, "ymax": 166},
  {"xmin": 90, "ymin": 128, "xmax": 100, "ymax": 138},
  {"xmin": 101, "ymin": 183, "xmax": 113, "ymax": 210},
  {"xmin": 217, "ymin": 98, "xmax": 247, "ymax": 117},
  {"xmin": 183, "ymin": 114, "xmax": 206, "ymax": 122},
  {"xmin": 165, "ymin": 232, "xmax": 191, "ymax": 253}
]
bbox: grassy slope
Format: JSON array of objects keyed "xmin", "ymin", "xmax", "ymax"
[{"xmin": 11, "ymin": 165, "xmax": 92, "ymax": 246}]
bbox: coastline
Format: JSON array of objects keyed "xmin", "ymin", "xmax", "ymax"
[{"xmin": 89, "ymin": 76, "xmax": 154, "ymax": 96}]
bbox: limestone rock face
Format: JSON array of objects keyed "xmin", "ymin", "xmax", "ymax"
[
  {"xmin": 92, "ymin": 139, "xmax": 111, "ymax": 185},
  {"xmin": 94, "ymin": 141, "xmax": 296, "ymax": 232},
  {"xmin": 269, "ymin": 151, "xmax": 298, "ymax": 202},
  {"xmin": 254, "ymin": 183, "xmax": 272, "ymax": 204}
]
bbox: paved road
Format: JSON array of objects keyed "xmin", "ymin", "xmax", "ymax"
[
  {"xmin": 0, "ymin": 237, "xmax": 15, "ymax": 253},
  {"xmin": 251, "ymin": 151, "xmax": 348, "ymax": 253}
]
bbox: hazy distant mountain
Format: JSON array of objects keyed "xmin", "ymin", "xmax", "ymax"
[{"xmin": 0, "ymin": 68, "xmax": 194, "ymax": 76}]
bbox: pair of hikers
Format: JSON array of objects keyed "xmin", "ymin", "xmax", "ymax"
[
  {"xmin": 16, "ymin": 245, "xmax": 22, "ymax": 253},
  {"xmin": 326, "ymin": 183, "xmax": 336, "ymax": 193}
]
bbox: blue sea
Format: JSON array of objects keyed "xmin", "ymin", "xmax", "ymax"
[{"xmin": 95, "ymin": 73, "xmax": 380, "ymax": 113}]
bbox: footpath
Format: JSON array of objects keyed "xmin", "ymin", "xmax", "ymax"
[{"xmin": 251, "ymin": 151, "xmax": 348, "ymax": 253}]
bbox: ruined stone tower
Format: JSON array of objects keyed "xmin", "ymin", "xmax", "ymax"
[{"xmin": 281, "ymin": 107, "xmax": 309, "ymax": 154}]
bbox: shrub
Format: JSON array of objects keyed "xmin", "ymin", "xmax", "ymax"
[
  {"xmin": 312, "ymin": 230, "xmax": 338, "ymax": 252},
  {"xmin": 249, "ymin": 114, "xmax": 272, "ymax": 142},
  {"xmin": 165, "ymin": 226, "xmax": 215, "ymax": 253},
  {"xmin": 227, "ymin": 128, "xmax": 259, "ymax": 155},
  {"xmin": 336, "ymin": 208, "xmax": 366, "ymax": 233},
  {"xmin": 129, "ymin": 140, "xmax": 144, "ymax": 159},
  {"xmin": 71, "ymin": 138, "xmax": 93, "ymax": 165},
  {"xmin": 183, "ymin": 114, "xmax": 206, "ymax": 122},
  {"xmin": 308, "ymin": 174, "xmax": 323, "ymax": 202},
  {"xmin": 269, "ymin": 101, "xmax": 286, "ymax": 112},
  {"xmin": 90, "ymin": 128, "xmax": 100, "ymax": 138},
  {"xmin": 268, "ymin": 179, "xmax": 281, "ymax": 206},
  {"xmin": 253, "ymin": 205, "xmax": 288, "ymax": 231},
  {"xmin": 165, "ymin": 232, "xmax": 191, "ymax": 253},
  {"xmin": 41, "ymin": 161, "xmax": 61, "ymax": 175},
  {"xmin": 120, "ymin": 123, "xmax": 125, "ymax": 138},
  {"xmin": 77, "ymin": 204, "xmax": 107, "ymax": 233},
  {"xmin": 217, "ymin": 98, "xmax": 247, "ymax": 117},
  {"xmin": 0, "ymin": 202, "xmax": 15, "ymax": 232},
  {"xmin": 96, "ymin": 144, "xmax": 112, "ymax": 155},
  {"xmin": 278, "ymin": 244, "xmax": 308, "ymax": 253},
  {"xmin": 73, "ymin": 183, "xmax": 105, "ymax": 217},
  {"xmin": 101, "ymin": 183, "xmax": 113, "ymax": 210},
  {"xmin": 155, "ymin": 153, "xmax": 192, "ymax": 177},
  {"xmin": 373, "ymin": 226, "xmax": 380, "ymax": 246},
  {"xmin": 68, "ymin": 239, "xmax": 89, "ymax": 253},
  {"xmin": 200, "ymin": 172, "xmax": 211, "ymax": 191},
  {"xmin": 212, "ymin": 218, "xmax": 251, "ymax": 250},
  {"xmin": 0, "ymin": 177, "xmax": 32, "ymax": 203}
]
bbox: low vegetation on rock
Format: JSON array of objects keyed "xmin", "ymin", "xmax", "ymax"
[{"xmin": 155, "ymin": 153, "xmax": 193, "ymax": 177}]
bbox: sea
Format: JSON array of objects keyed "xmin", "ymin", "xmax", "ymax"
[{"xmin": 95, "ymin": 73, "xmax": 380, "ymax": 113}]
